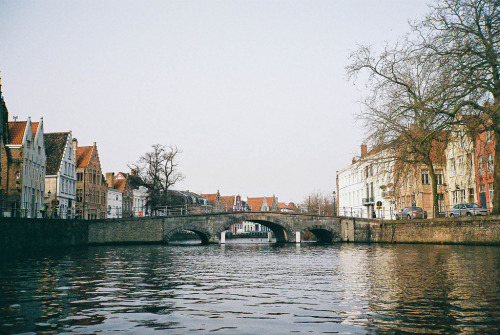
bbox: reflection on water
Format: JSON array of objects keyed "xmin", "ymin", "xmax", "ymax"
[{"xmin": 0, "ymin": 244, "xmax": 499, "ymax": 334}]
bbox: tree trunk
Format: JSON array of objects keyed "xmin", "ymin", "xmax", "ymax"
[
  {"xmin": 428, "ymin": 163, "xmax": 439, "ymax": 218},
  {"xmin": 492, "ymin": 130, "xmax": 500, "ymax": 214}
]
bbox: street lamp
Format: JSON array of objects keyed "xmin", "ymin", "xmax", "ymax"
[{"xmin": 332, "ymin": 191, "xmax": 337, "ymax": 216}]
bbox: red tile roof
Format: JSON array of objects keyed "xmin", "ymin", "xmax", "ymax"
[
  {"xmin": 31, "ymin": 122, "xmax": 39, "ymax": 138},
  {"xmin": 7, "ymin": 122, "xmax": 27, "ymax": 145},
  {"xmin": 200, "ymin": 194, "xmax": 217, "ymax": 204},
  {"xmin": 114, "ymin": 179, "xmax": 126, "ymax": 191},
  {"xmin": 220, "ymin": 196, "xmax": 234, "ymax": 210},
  {"xmin": 247, "ymin": 197, "xmax": 266, "ymax": 211},
  {"xmin": 76, "ymin": 146, "xmax": 93, "ymax": 168}
]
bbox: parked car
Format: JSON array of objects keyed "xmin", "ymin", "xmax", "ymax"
[
  {"xmin": 449, "ymin": 203, "xmax": 489, "ymax": 217},
  {"xmin": 395, "ymin": 206, "xmax": 427, "ymax": 220}
]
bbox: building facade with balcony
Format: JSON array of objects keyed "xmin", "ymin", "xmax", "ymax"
[
  {"xmin": 337, "ymin": 144, "xmax": 395, "ymax": 219},
  {"xmin": 445, "ymin": 126, "xmax": 477, "ymax": 207}
]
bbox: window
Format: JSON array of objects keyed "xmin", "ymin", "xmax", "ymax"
[
  {"xmin": 453, "ymin": 191, "xmax": 459, "ymax": 205},
  {"xmin": 38, "ymin": 146, "xmax": 41, "ymax": 155},
  {"xmin": 77, "ymin": 173, "xmax": 83, "ymax": 181},
  {"xmin": 467, "ymin": 153, "xmax": 473, "ymax": 170},
  {"xmin": 438, "ymin": 193, "xmax": 445, "ymax": 213},
  {"xmin": 487, "ymin": 154, "xmax": 493, "ymax": 173},
  {"xmin": 468, "ymin": 188, "xmax": 475, "ymax": 203},
  {"xmin": 421, "ymin": 170, "xmax": 430, "ymax": 185},
  {"xmin": 76, "ymin": 189, "xmax": 83, "ymax": 202},
  {"xmin": 460, "ymin": 189, "xmax": 466, "ymax": 203},
  {"xmin": 450, "ymin": 160, "xmax": 456, "ymax": 177},
  {"xmin": 489, "ymin": 183, "xmax": 494, "ymax": 209},
  {"xmin": 486, "ymin": 130, "xmax": 493, "ymax": 142},
  {"xmin": 478, "ymin": 156, "xmax": 484, "ymax": 175},
  {"xmin": 27, "ymin": 140, "xmax": 31, "ymax": 149},
  {"xmin": 436, "ymin": 170, "xmax": 444, "ymax": 185},
  {"xmin": 458, "ymin": 156, "xmax": 464, "ymax": 174}
]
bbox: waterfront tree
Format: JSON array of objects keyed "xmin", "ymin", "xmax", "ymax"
[
  {"xmin": 302, "ymin": 191, "xmax": 336, "ymax": 215},
  {"xmin": 129, "ymin": 144, "xmax": 184, "ymax": 215},
  {"xmin": 347, "ymin": 0, "xmax": 500, "ymax": 214}
]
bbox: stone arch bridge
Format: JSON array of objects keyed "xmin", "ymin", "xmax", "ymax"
[
  {"xmin": 163, "ymin": 212, "xmax": 341, "ymax": 244},
  {"xmin": 88, "ymin": 212, "xmax": 342, "ymax": 245}
]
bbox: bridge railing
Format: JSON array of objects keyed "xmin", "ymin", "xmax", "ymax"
[
  {"xmin": 0, "ymin": 200, "xmax": 335, "ymax": 220},
  {"xmin": 339, "ymin": 203, "xmax": 499, "ymax": 220}
]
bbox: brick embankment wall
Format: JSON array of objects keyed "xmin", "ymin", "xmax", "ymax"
[
  {"xmin": 348, "ymin": 216, "xmax": 500, "ymax": 245},
  {"xmin": 0, "ymin": 218, "xmax": 89, "ymax": 249},
  {"xmin": 87, "ymin": 218, "xmax": 164, "ymax": 244}
]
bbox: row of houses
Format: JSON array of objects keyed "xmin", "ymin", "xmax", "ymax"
[
  {"xmin": 0, "ymin": 78, "xmax": 147, "ymax": 219},
  {"xmin": 0, "ymin": 79, "xmax": 297, "ymax": 221},
  {"xmin": 336, "ymin": 124, "xmax": 496, "ymax": 219}
]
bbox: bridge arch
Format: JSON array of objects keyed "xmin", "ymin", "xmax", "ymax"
[
  {"xmin": 302, "ymin": 225, "xmax": 339, "ymax": 243},
  {"xmin": 220, "ymin": 216, "xmax": 294, "ymax": 243},
  {"xmin": 164, "ymin": 226, "xmax": 212, "ymax": 245}
]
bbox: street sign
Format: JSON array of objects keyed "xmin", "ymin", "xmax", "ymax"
[{"xmin": 51, "ymin": 199, "xmax": 60, "ymax": 207}]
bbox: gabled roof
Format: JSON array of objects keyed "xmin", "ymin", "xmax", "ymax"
[
  {"xmin": 201, "ymin": 193, "xmax": 217, "ymax": 204},
  {"xmin": 7, "ymin": 121, "xmax": 27, "ymax": 145},
  {"xmin": 44, "ymin": 132, "xmax": 70, "ymax": 175},
  {"xmin": 31, "ymin": 122, "xmax": 39, "ymax": 138},
  {"xmin": 76, "ymin": 146, "xmax": 93, "ymax": 168},
  {"xmin": 247, "ymin": 197, "xmax": 266, "ymax": 211},
  {"xmin": 278, "ymin": 202, "xmax": 296, "ymax": 209},
  {"xmin": 220, "ymin": 196, "xmax": 234, "ymax": 209},
  {"xmin": 114, "ymin": 178, "xmax": 127, "ymax": 191}
]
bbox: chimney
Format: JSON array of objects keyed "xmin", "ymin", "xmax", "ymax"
[
  {"xmin": 106, "ymin": 172, "xmax": 115, "ymax": 188},
  {"xmin": 361, "ymin": 144, "xmax": 367, "ymax": 157},
  {"xmin": 72, "ymin": 138, "xmax": 78, "ymax": 155}
]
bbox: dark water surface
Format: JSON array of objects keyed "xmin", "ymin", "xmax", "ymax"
[{"xmin": 1, "ymin": 243, "xmax": 499, "ymax": 334}]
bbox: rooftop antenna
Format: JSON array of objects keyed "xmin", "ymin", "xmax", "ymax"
[{"xmin": 13, "ymin": 116, "xmax": 18, "ymax": 122}]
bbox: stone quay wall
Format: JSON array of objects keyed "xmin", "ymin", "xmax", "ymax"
[
  {"xmin": 0, "ymin": 218, "xmax": 89, "ymax": 249},
  {"xmin": 343, "ymin": 216, "xmax": 500, "ymax": 245},
  {"xmin": 1, "ymin": 215, "xmax": 499, "ymax": 249}
]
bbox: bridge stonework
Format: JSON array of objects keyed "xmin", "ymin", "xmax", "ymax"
[{"xmin": 162, "ymin": 212, "xmax": 342, "ymax": 244}]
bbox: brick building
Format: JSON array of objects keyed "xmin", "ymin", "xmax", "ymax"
[
  {"xmin": 1, "ymin": 118, "xmax": 46, "ymax": 217},
  {"xmin": 74, "ymin": 139, "xmax": 107, "ymax": 219},
  {"xmin": 475, "ymin": 130, "xmax": 496, "ymax": 210}
]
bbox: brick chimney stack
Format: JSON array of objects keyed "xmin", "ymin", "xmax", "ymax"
[
  {"xmin": 361, "ymin": 144, "xmax": 368, "ymax": 158},
  {"xmin": 106, "ymin": 172, "xmax": 115, "ymax": 188},
  {"xmin": 72, "ymin": 138, "xmax": 78, "ymax": 157}
]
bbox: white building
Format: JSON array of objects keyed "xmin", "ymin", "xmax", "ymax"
[
  {"xmin": 107, "ymin": 188, "xmax": 123, "ymax": 218},
  {"xmin": 44, "ymin": 132, "xmax": 77, "ymax": 218},
  {"xmin": 133, "ymin": 186, "xmax": 148, "ymax": 216},
  {"xmin": 445, "ymin": 127, "xmax": 476, "ymax": 206},
  {"xmin": 337, "ymin": 144, "xmax": 395, "ymax": 219},
  {"xmin": 2, "ymin": 117, "xmax": 46, "ymax": 218}
]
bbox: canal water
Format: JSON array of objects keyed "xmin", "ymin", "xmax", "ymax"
[{"xmin": 1, "ymin": 243, "xmax": 499, "ymax": 334}]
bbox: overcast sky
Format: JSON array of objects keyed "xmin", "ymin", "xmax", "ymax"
[{"xmin": 0, "ymin": 0, "xmax": 429, "ymax": 203}]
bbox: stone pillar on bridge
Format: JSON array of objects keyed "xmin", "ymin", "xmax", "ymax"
[
  {"xmin": 295, "ymin": 231, "xmax": 301, "ymax": 243},
  {"xmin": 268, "ymin": 232, "xmax": 273, "ymax": 242},
  {"xmin": 220, "ymin": 231, "xmax": 226, "ymax": 244}
]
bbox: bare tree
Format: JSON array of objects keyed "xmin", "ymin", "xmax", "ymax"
[
  {"xmin": 301, "ymin": 192, "xmax": 336, "ymax": 216},
  {"xmin": 347, "ymin": 38, "xmax": 453, "ymax": 217},
  {"xmin": 129, "ymin": 144, "xmax": 184, "ymax": 215},
  {"xmin": 348, "ymin": 0, "xmax": 500, "ymax": 214},
  {"xmin": 415, "ymin": 0, "xmax": 500, "ymax": 213}
]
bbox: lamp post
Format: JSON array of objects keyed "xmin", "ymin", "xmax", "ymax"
[{"xmin": 332, "ymin": 191, "xmax": 337, "ymax": 216}]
